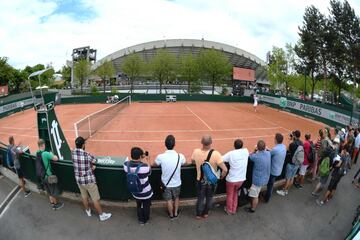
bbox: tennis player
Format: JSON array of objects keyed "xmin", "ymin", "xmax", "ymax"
[{"xmin": 253, "ymin": 94, "xmax": 258, "ymax": 112}]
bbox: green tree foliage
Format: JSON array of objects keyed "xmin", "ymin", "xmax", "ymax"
[
  {"xmin": 0, "ymin": 57, "xmax": 13, "ymax": 86},
  {"xmin": 178, "ymin": 53, "xmax": 200, "ymax": 94},
  {"xmin": 295, "ymin": 5, "xmax": 324, "ymax": 100},
  {"xmin": 198, "ymin": 49, "xmax": 232, "ymax": 95},
  {"xmin": 122, "ymin": 53, "xmax": 144, "ymax": 93},
  {"xmin": 96, "ymin": 60, "xmax": 115, "ymax": 93},
  {"xmin": 267, "ymin": 46, "xmax": 289, "ymax": 94},
  {"xmin": 148, "ymin": 49, "xmax": 176, "ymax": 94},
  {"xmin": 61, "ymin": 65, "xmax": 71, "ymax": 86},
  {"xmin": 74, "ymin": 59, "xmax": 91, "ymax": 92}
]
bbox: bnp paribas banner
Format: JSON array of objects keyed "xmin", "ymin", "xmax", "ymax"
[
  {"xmin": 258, "ymin": 94, "xmax": 356, "ymax": 126},
  {"xmin": 0, "ymin": 98, "xmax": 42, "ymax": 114}
]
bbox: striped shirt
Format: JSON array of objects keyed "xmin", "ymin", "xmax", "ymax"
[
  {"xmin": 71, "ymin": 148, "xmax": 97, "ymax": 185},
  {"xmin": 124, "ymin": 160, "xmax": 153, "ymax": 200}
]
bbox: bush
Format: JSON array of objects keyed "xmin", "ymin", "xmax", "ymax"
[
  {"xmin": 90, "ymin": 84, "xmax": 99, "ymax": 95},
  {"xmin": 111, "ymin": 86, "xmax": 117, "ymax": 94}
]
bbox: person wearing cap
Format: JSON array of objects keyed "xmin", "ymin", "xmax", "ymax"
[
  {"xmin": 277, "ymin": 130, "xmax": 303, "ymax": 197},
  {"xmin": 316, "ymin": 154, "xmax": 343, "ymax": 206},
  {"xmin": 71, "ymin": 136, "xmax": 112, "ymax": 221}
]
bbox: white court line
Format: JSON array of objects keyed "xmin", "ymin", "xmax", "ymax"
[
  {"xmin": 88, "ymin": 134, "xmax": 283, "ymax": 143},
  {"xmin": 186, "ymin": 106, "xmax": 213, "ymax": 131},
  {"xmin": 1, "ymin": 126, "xmax": 33, "ymax": 130},
  {"xmin": 0, "ymin": 186, "xmax": 20, "ymax": 219},
  {"xmin": 70, "ymin": 126, "xmax": 282, "ymax": 134},
  {"xmin": 0, "ymin": 132, "xmax": 39, "ymax": 138},
  {"xmin": 231, "ymin": 106, "xmax": 292, "ymax": 132}
]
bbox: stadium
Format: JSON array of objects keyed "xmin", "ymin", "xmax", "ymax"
[{"xmin": 91, "ymin": 39, "xmax": 270, "ymax": 94}]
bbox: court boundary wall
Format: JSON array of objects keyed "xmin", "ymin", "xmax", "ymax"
[{"xmin": 0, "ymin": 92, "xmax": 354, "ymax": 201}]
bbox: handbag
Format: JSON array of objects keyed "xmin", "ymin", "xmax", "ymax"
[
  {"xmin": 160, "ymin": 154, "xmax": 180, "ymax": 192},
  {"xmin": 44, "ymin": 158, "xmax": 58, "ymax": 184}
]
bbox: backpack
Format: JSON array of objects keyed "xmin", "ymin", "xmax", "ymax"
[
  {"xmin": 307, "ymin": 141, "xmax": 316, "ymax": 163},
  {"xmin": 6, "ymin": 146, "xmax": 14, "ymax": 168},
  {"xmin": 35, "ymin": 151, "xmax": 46, "ymax": 180},
  {"xmin": 126, "ymin": 163, "xmax": 143, "ymax": 194},
  {"xmin": 319, "ymin": 157, "xmax": 330, "ymax": 176},
  {"xmin": 201, "ymin": 150, "xmax": 219, "ymax": 185},
  {"xmin": 292, "ymin": 144, "xmax": 304, "ymax": 166}
]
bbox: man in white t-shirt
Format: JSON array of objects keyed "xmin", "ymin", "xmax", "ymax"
[
  {"xmin": 222, "ymin": 139, "xmax": 249, "ymax": 214},
  {"xmin": 154, "ymin": 135, "xmax": 186, "ymax": 219}
]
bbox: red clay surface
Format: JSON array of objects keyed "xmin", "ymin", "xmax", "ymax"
[{"xmin": 0, "ymin": 102, "xmax": 326, "ymax": 163}]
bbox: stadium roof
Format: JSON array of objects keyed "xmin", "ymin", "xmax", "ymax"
[{"xmin": 94, "ymin": 39, "xmax": 268, "ymax": 81}]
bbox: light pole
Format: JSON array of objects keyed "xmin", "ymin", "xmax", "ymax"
[{"xmin": 27, "ymin": 68, "xmax": 53, "ymax": 108}]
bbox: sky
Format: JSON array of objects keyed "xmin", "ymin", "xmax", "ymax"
[{"xmin": 1, "ymin": 0, "xmax": 360, "ymax": 71}]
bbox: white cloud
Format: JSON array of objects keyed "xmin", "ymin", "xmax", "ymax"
[{"xmin": 0, "ymin": 0, "xmax": 359, "ymax": 71}]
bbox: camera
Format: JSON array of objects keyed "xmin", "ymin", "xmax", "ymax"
[{"xmin": 145, "ymin": 151, "xmax": 149, "ymax": 157}]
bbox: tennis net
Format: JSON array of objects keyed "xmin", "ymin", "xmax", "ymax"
[{"xmin": 74, "ymin": 95, "xmax": 131, "ymax": 140}]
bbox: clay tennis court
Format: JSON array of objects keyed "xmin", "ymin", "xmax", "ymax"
[{"xmin": 0, "ymin": 101, "xmax": 325, "ymax": 162}]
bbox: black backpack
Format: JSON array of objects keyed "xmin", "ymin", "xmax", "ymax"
[
  {"xmin": 35, "ymin": 151, "xmax": 46, "ymax": 180},
  {"xmin": 307, "ymin": 141, "xmax": 316, "ymax": 163}
]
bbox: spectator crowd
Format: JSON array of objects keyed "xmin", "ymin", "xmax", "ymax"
[{"xmin": 4, "ymin": 125, "xmax": 360, "ymax": 225}]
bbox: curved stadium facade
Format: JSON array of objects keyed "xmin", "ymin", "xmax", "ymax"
[{"xmin": 93, "ymin": 39, "xmax": 269, "ymax": 93}]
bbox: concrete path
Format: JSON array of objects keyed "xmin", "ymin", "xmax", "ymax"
[{"xmin": 0, "ymin": 172, "xmax": 359, "ymax": 240}]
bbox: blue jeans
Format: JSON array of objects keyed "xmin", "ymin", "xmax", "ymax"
[
  {"xmin": 196, "ymin": 181, "xmax": 214, "ymax": 217},
  {"xmin": 265, "ymin": 174, "xmax": 277, "ymax": 202}
]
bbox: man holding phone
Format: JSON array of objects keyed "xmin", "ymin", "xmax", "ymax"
[{"xmin": 71, "ymin": 136, "xmax": 112, "ymax": 221}]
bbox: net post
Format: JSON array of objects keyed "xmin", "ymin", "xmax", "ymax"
[
  {"xmin": 88, "ymin": 117, "xmax": 91, "ymax": 138},
  {"xmin": 74, "ymin": 123, "xmax": 78, "ymax": 138},
  {"xmin": 129, "ymin": 95, "xmax": 132, "ymax": 104}
]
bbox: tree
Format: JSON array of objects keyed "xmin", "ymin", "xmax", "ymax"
[
  {"xmin": 8, "ymin": 69, "xmax": 27, "ymax": 93},
  {"xmin": 122, "ymin": 53, "xmax": 144, "ymax": 93},
  {"xmin": 178, "ymin": 53, "xmax": 200, "ymax": 94},
  {"xmin": 61, "ymin": 65, "xmax": 71, "ymax": 86},
  {"xmin": 74, "ymin": 59, "xmax": 91, "ymax": 92},
  {"xmin": 148, "ymin": 49, "xmax": 176, "ymax": 94},
  {"xmin": 198, "ymin": 49, "xmax": 232, "ymax": 95},
  {"xmin": 96, "ymin": 60, "xmax": 115, "ymax": 93},
  {"xmin": 268, "ymin": 47, "xmax": 289, "ymax": 94},
  {"xmin": 295, "ymin": 5, "xmax": 324, "ymax": 100},
  {"xmin": 0, "ymin": 57, "xmax": 14, "ymax": 86},
  {"xmin": 329, "ymin": 0, "xmax": 360, "ymax": 100}
]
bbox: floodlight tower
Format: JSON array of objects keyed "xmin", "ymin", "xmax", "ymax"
[{"xmin": 70, "ymin": 46, "xmax": 97, "ymax": 88}]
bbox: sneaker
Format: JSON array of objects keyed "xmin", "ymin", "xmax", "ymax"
[
  {"xmin": 85, "ymin": 208, "xmax": 92, "ymax": 217},
  {"xmin": 24, "ymin": 190, "xmax": 32, "ymax": 198},
  {"xmin": 139, "ymin": 221, "xmax": 145, "ymax": 226},
  {"xmin": 244, "ymin": 207, "xmax": 255, "ymax": 213},
  {"xmin": 53, "ymin": 202, "xmax": 64, "ymax": 210},
  {"xmin": 311, "ymin": 192, "xmax": 319, "ymax": 198},
  {"xmin": 173, "ymin": 209, "xmax": 181, "ymax": 219},
  {"xmin": 224, "ymin": 207, "xmax": 231, "ymax": 215},
  {"xmin": 99, "ymin": 212, "xmax": 112, "ymax": 221},
  {"xmin": 276, "ymin": 189, "xmax": 288, "ymax": 196},
  {"xmin": 294, "ymin": 184, "xmax": 303, "ymax": 189},
  {"xmin": 316, "ymin": 199, "xmax": 324, "ymax": 206}
]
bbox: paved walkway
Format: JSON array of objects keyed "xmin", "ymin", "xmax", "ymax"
[{"xmin": 0, "ymin": 172, "xmax": 359, "ymax": 240}]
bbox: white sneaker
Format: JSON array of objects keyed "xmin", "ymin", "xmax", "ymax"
[
  {"xmin": 99, "ymin": 212, "xmax": 112, "ymax": 221},
  {"xmin": 276, "ymin": 189, "xmax": 288, "ymax": 196},
  {"xmin": 85, "ymin": 208, "xmax": 92, "ymax": 217}
]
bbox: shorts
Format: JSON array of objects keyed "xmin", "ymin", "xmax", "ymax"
[
  {"xmin": 78, "ymin": 183, "xmax": 100, "ymax": 202},
  {"xmin": 299, "ymin": 165, "xmax": 309, "ymax": 176},
  {"xmin": 163, "ymin": 186, "xmax": 181, "ymax": 201},
  {"xmin": 319, "ymin": 175, "xmax": 330, "ymax": 186},
  {"xmin": 327, "ymin": 178, "xmax": 340, "ymax": 191},
  {"xmin": 15, "ymin": 167, "xmax": 24, "ymax": 179},
  {"xmin": 248, "ymin": 184, "xmax": 262, "ymax": 198},
  {"xmin": 44, "ymin": 179, "xmax": 61, "ymax": 197},
  {"xmin": 285, "ymin": 164, "xmax": 299, "ymax": 179}
]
